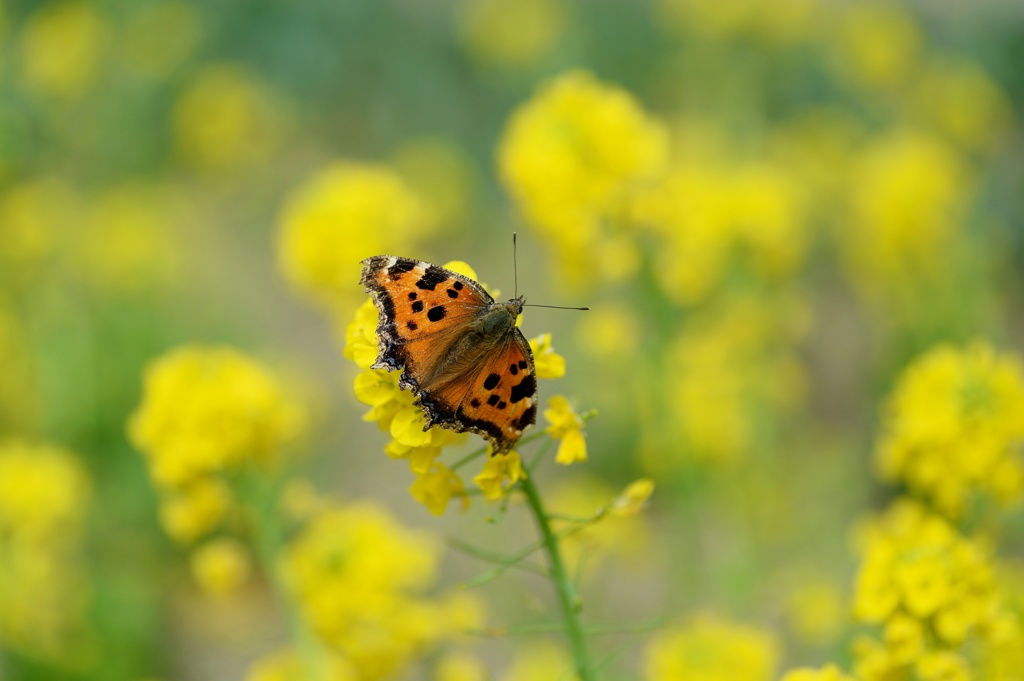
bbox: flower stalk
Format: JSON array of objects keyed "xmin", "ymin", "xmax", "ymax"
[{"xmin": 519, "ymin": 471, "xmax": 597, "ymax": 681}]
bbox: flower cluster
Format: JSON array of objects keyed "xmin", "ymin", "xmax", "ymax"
[
  {"xmin": 277, "ymin": 500, "xmax": 483, "ymax": 679},
  {"xmin": 875, "ymin": 342, "xmax": 1024, "ymax": 516},
  {"xmin": 498, "ymin": 70, "xmax": 668, "ymax": 287},
  {"xmin": 662, "ymin": 291, "xmax": 808, "ymax": 467},
  {"xmin": 631, "ymin": 141, "xmax": 809, "ymax": 306},
  {"xmin": 128, "ymin": 344, "xmax": 306, "ymax": 581},
  {"xmin": 851, "ymin": 499, "xmax": 1013, "ymax": 680},
  {"xmin": 779, "ymin": 665, "xmax": 856, "ymax": 681},
  {"xmin": 278, "ymin": 162, "xmax": 435, "ymax": 312},
  {"xmin": 0, "ymin": 441, "xmax": 92, "ymax": 660},
  {"xmin": 344, "ymin": 261, "xmax": 586, "ymax": 515},
  {"xmin": 642, "ymin": 613, "xmax": 779, "ymax": 681}
]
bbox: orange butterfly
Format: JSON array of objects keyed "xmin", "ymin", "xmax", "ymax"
[{"xmin": 360, "ymin": 256, "xmax": 538, "ymax": 454}]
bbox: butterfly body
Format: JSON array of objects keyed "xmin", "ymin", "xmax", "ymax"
[{"xmin": 360, "ymin": 256, "xmax": 538, "ymax": 454}]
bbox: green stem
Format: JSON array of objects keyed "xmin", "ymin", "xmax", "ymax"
[{"xmin": 520, "ymin": 473, "xmax": 597, "ymax": 681}]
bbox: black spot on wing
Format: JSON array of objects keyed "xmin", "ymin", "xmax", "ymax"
[
  {"xmin": 497, "ymin": 401, "xmax": 506, "ymax": 410},
  {"xmin": 388, "ymin": 258, "xmax": 416, "ymax": 278},
  {"xmin": 427, "ymin": 306, "xmax": 446, "ymax": 322},
  {"xmin": 408, "ymin": 292, "xmax": 417, "ymax": 300},
  {"xmin": 411, "ymin": 300, "xmax": 424, "ymax": 313},
  {"xmin": 518, "ymin": 360, "xmax": 528, "ymax": 369},
  {"xmin": 447, "ymin": 288, "xmax": 459, "ymax": 298},
  {"xmin": 416, "ymin": 265, "xmax": 447, "ymax": 290},
  {"xmin": 509, "ymin": 374, "xmax": 536, "ymax": 404},
  {"xmin": 407, "ymin": 320, "xmax": 417, "ymax": 331},
  {"xmin": 487, "ymin": 394, "xmax": 500, "ymax": 406},
  {"xmin": 470, "ymin": 398, "xmax": 480, "ymax": 408},
  {"xmin": 453, "ymin": 281, "xmax": 463, "ymax": 290},
  {"xmin": 483, "ymin": 373, "xmax": 500, "ymax": 390},
  {"xmin": 509, "ymin": 363, "xmax": 518, "ymax": 375},
  {"xmin": 514, "ymin": 404, "xmax": 537, "ymax": 430}
]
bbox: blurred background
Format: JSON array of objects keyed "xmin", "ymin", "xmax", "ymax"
[{"xmin": 2, "ymin": 0, "xmax": 1024, "ymax": 679}]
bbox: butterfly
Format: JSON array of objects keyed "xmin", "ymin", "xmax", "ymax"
[{"xmin": 360, "ymin": 256, "xmax": 537, "ymax": 455}]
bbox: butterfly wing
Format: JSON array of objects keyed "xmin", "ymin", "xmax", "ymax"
[
  {"xmin": 445, "ymin": 329, "xmax": 537, "ymax": 454},
  {"xmin": 360, "ymin": 256, "xmax": 493, "ymax": 392}
]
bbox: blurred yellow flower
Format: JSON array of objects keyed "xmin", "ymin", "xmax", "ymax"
[
  {"xmin": 643, "ymin": 613, "xmax": 779, "ymax": 681},
  {"xmin": 499, "ymin": 640, "xmax": 572, "ymax": 681},
  {"xmin": 411, "ymin": 462, "xmax": 469, "ymax": 516},
  {"xmin": 915, "ymin": 651, "xmax": 969, "ymax": 681},
  {"xmin": 783, "ymin": 579, "xmax": 846, "ymax": 646},
  {"xmin": 529, "ymin": 333, "xmax": 566, "ymax": 379},
  {"xmin": 658, "ymin": 0, "xmax": 819, "ymax": 44},
  {"xmin": 119, "ymin": 0, "xmax": 202, "ymax": 80},
  {"xmin": 498, "ymin": 69, "xmax": 668, "ymax": 286},
  {"xmin": 632, "ymin": 146, "xmax": 808, "ymax": 305},
  {"xmin": 779, "ymin": 665, "xmax": 855, "ymax": 681},
  {"xmin": 246, "ymin": 647, "xmax": 357, "ymax": 681},
  {"xmin": 157, "ymin": 477, "xmax": 231, "ymax": 544},
  {"xmin": 876, "ymin": 342, "xmax": 1024, "ymax": 516},
  {"xmin": 544, "ymin": 395, "xmax": 587, "ymax": 465},
  {"xmin": 394, "ymin": 137, "xmax": 476, "ymax": 227},
  {"xmin": 282, "ymin": 501, "xmax": 480, "ymax": 678},
  {"xmin": 0, "ymin": 177, "xmax": 79, "ymax": 282},
  {"xmin": 610, "ymin": 478, "xmax": 654, "ymax": 517},
  {"xmin": 279, "ymin": 162, "xmax": 432, "ymax": 310},
  {"xmin": 575, "ymin": 305, "xmax": 639, "ymax": 358},
  {"xmin": 76, "ymin": 183, "xmax": 183, "ymax": 295},
  {"xmin": 840, "ymin": 128, "xmax": 971, "ymax": 306},
  {"xmin": 456, "ymin": 0, "xmax": 567, "ymax": 68},
  {"xmin": 830, "ymin": 2, "xmax": 923, "ymax": 94},
  {"xmin": 0, "ymin": 441, "xmax": 91, "ymax": 544},
  {"xmin": 436, "ymin": 651, "xmax": 486, "ymax": 681},
  {"xmin": 190, "ymin": 537, "xmax": 252, "ymax": 597},
  {"xmin": 129, "ymin": 345, "xmax": 307, "ymax": 487},
  {"xmin": 173, "ymin": 63, "xmax": 285, "ymax": 173},
  {"xmin": 663, "ymin": 292, "xmax": 807, "ymax": 467},
  {"xmin": 0, "ymin": 441, "xmax": 92, "ymax": 660},
  {"xmin": 472, "ymin": 450, "xmax": 524, "ymax": 501},
  {"xmin": 19, "ymin": 1, "xmax": 107, "ymax": 98}
]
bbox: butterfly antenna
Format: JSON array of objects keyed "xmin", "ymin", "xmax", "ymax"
[
  {"xmin": 513, "ymin": 232, "xmax": 518, "ymax": 299},
  {"xmin": 523, "ymin": 304, "xmax": 590, "ymax": 311}
]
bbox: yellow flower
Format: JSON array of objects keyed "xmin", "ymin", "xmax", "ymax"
[
  {"xmin": 344, "ymin": 298, "xmax": 383, "ymax": 370},
  {"xmin": 278, "ymin": 162, "xmax": 432, "ymax": 309},
  {"xmin": 393, "ymin": 137, "xmax": 476, "ymax": 227},
  {"xmin": 876, "ymin": 342, "xmax": 1024, "ymax": 515},
  {"xmin": 915, "ymin": 651, "xmax": 969, "ymax": 681},
  {"xmin": 76, "ymin": 183, "xmax": 182, "ymax": 295},
  {"xmin": 544, "ymin": 395, "xmax": 587, "ymax": 465},
  {"xmin": 281, "ymin": 501, "xmax": 479, "ymax": 677},
  {"xmin": 631, "ymin": 142, "xmax": 808, "ymax": 306},
  {"xmin": 498, "ymin": 70, "xmax": 668, "ymax": 286},
  {"xmin": 643, "ymin": 613, "xmax": 779, "ymax": 681},
  {"xmin": 472, "ymin": 450, "xmax": 525, "ymax": 501},
  {"xmin": 830, "ymin": 2, "xmax": 923, "ymax": 94},
  {"xmin": 610, "ymin": 478, "xmax": 654, "ymax": 517},
  {"xmin": 0, "ymin": 441, "xmax": 92, "ymax": 660},
  {"xmin": 456, "ymin": 0, "xmax": 568, "ymax": 67},
  {"xmin": 499, "ymin": 641, "xmax": 572, "ymax": 681},
  {"xmin": 852, "ymin": 499, "xmax": 1009, "ymax": 672},
  {"xmin": 783, "ymin": 579, "xmax": 845, "ymax": 646},
  {"xmin": 410, "ymin": 462, "xmax": 469, "ymax": 516},
  {"xmin": 129, "ymin": 345, "xmax": 307, "ymax": 487},
  {"xmin": 435, "ymin": 651, "xmax": 487, "ymax": 681},
  {"xmin": 190, "ymin": 537, "xmax": 252, "ymax": 597},
  {"xmin": 19, "ymin": 1, "xmax": 107, "ymax": 98},
  {"xmin": 841, "ymin": 129, "xmax": 970, "ymax": 304},
  {"xmin": 0, "ymin": 441, "xmax": 91, "ymax": 543},
  {"xmin": 246, "ymin": 647, "xmax": 357, "ymax": 681},
  {"xmin": 779, "ymin": 665, "xmax": 856, "ymax": 681},
  {"xmin": 157, "ymin": 478, "xmax": 231, "ymax": 544},
  {"xmin": 529, "ymin": 333, "xmax": 566, "ymax": 379},
  {"xmin": 173, "ymin": 63, "xmax": 285, "ymax": 173},
  {"xmin": 0, "ymin": 177, "xmax": 80, "ymax": 281}
]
